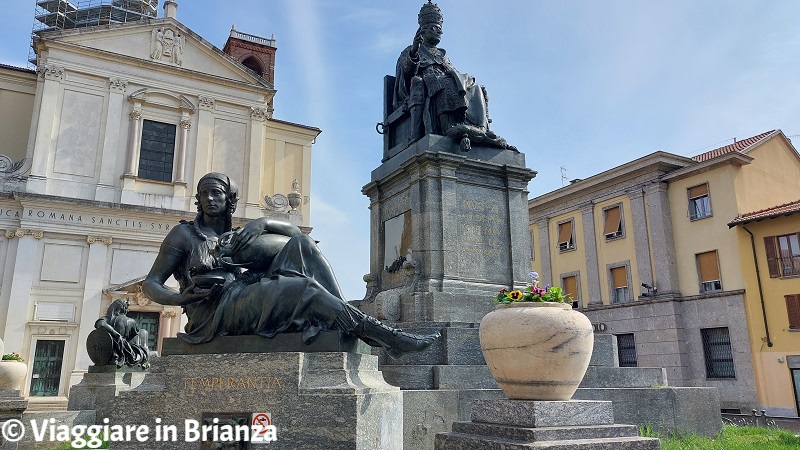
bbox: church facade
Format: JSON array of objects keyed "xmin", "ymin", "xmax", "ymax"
[{"xmin": 0, "ymin": 3, "xmax": 318, "ymax": 410}]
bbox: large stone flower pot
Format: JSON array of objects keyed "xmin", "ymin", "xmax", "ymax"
[
  {"xmin": 479, "ymin": 302, "xmax": 593, "ymax": 400},
  {"xmin": 0, "ymin": 360, "xmax": 27, "ymax": 391}
]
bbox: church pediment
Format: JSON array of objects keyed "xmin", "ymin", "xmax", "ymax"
[{"xmin": 36, "ymin": 18, "xmax": 271, "ymax": 88}]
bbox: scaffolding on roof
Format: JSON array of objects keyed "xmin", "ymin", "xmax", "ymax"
[{"xmin": 29, "ymin": 0, "xmax": 159, "ymax": 66}]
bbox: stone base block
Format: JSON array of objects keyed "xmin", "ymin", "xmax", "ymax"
[
  {"xmin": 435, "ymin": 399, "xmax": 661, "ymax": 449},
  {"xmin": 403, "ymin": 388, "xmax": 506, "ymax": 450},
  {"xmin": 0, "ymin": 390, "xmax": 27, "ymax": 421},
  {"xmin": 471, "ymin": 400, "xmax": 614, "ymax": 428},
  {"xmin": 588, "ymin": 334, "xmax": 619, "ymax": 367},
  {"xmin": 105, "ymin": 352, "xmax": 402, "ymax": 449},
  {"xmin": 67, "ymin": 366, "xmax": 146, "ymax": 419},
  {"xmin": 579, "ymin": 367, "xmax": 667, "ymax": 388},
  {"xmin": 573, "ymin": 387, "xmax": 722, "ymax": 437}
]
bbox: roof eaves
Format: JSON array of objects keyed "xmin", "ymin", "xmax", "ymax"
[{"xmin": 661, "ymin": 152, "xmax": 753, "ymax": 184}]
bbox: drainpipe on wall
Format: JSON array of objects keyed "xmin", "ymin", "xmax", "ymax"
[{"xmin": 743, "ymin": 224, "xmax": 773, "ymax": 347}]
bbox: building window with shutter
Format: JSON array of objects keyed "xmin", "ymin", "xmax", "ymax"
[
  {"xmin": 610, "ymin": 265, "xmax": 629, "ymax": 304},
  {"xmin": 765, "ymin": 234, "xmax": 800, "ymax": 278},
  {"xmin": 786, "ymin": 294, "xmax": 800, "ymax": 330},
  {"xmin": 562, "ymin": 274, "xmax": 579, "ymax": 307},
  {"xmin": 688, "ymin": 183, "xmax": 712, "ymax": 220},
  {"xmin": 602, "ymin": 204, "xmax": 624, "ymax": 240},
  {"xmin": 616, "ymin": 333, "xmax": 638, "ymax": 367},
  {"xmin": 701, "ymin": 327, "xmax": 736, "ymax": 378},
  {"xmin": 138, "ymin": 119, "xmax": 176, "ymax": 182},
  {"xmin": 697, "ymin": 250, "xmax": 722, "ymax": 293},
  {"xmin": 557, "ymin": 219, "xmax": 575, "ymax": 252}
]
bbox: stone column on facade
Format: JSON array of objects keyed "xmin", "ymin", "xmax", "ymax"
[
  {"xmin": 580, "ymin": 203, "xmax": 603, "ymax": 305},
  {"xmin": 124, "ymin": 106, "xmax": 143, "ymax": 176},
  {"xmin": 28, "ymin": 65, "xmax": 66, "ymax": 194},
  {"xmin": 192, "ymin": 95, "xmax": 215, "ymax": 179},
  {"xmin": 175, "ymin": 116, "xmax": 191, "ymax": 184},
  {"xmin": 96, "ymin": 78, "xmax": 128, "ymax": 202},
  {"xmin": 158, "ymin": 309, "xmax": 177, "ymax": 355},
  {"xmin": 534, "ymin": 218, "xmax": 552, "ymax": 286},
  {"xmin": 71, "ymin": 235, "xmax": 113, "ymax": 386},
  {"xmin": 245, "ymin": 106, "xmax": 269, "ymax": 217},
  {"xmin": 3, "ymin": 229, "xmax": 44, "ymax": 356},
  {"xmin": 643, "ymin": 182, "xmax": 679, "ymax": 295},
  {"xmin": 627, "ymin": 188, "xmax": 654, "ymax": 295}
]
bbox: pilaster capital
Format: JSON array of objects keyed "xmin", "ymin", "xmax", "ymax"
[
  {"xmin": 579, "ymin": 202, "xmax": 595, "ymax": 215},
  {"xmin": 161, "ymin": 310, "xmax": 178, "ymax": 318},
  {"xmin": 626, "ymin": 189, "xmax": 646, "ymax": 201},
  {"xmin": 129, "ymin": 108, "xmax": 143, "ymax": 121},
  {"xmin": 643, "ymin": 181, "xmax": 669, "ymax": 195},
  {"xmin": 109, "ymin": 77, "xmax": 128, "ymax": 93},
  {"xmin": 250, "ymin": 106, "xmax": 271, "ymax": 121},
  {"xmin": 179, "ymin": 118, "xmax": 192, "ymax": 130},
  {"xmin": 6, "ymin": 228, "xmax": 44, "ymax": 239},
  {"xmin": 198, "ymin": 96, "xmax": 215, "ymax": 110},
  {"xmin": 86, "ymin": 235, "xmax": 113, "ymax": 245},
  {"xmin": 533, "ymin": 217, "xmax": 549, "ymax": 229},
  {"xmin": 38, "ymin": 64, "xmax": 65, "ymax": 81}
]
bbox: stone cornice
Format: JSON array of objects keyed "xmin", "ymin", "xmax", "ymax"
[{"xmin": 529, "ymin": 151, "xmax": 692, "ymax": 210}]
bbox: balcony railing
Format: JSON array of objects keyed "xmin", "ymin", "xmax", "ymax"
[{"xmin": 781, "ymin": 256, "xmax": 800, "ymax": 277}]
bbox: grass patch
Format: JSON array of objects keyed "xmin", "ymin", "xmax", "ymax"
[{"xmin": 659, "ymin": 425, "xmax": 800, "ymax": 450}]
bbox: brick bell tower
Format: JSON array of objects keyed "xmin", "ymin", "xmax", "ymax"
[{"xmin": 223, "ymin": 25, "xmax": 277, "ymax": 106}]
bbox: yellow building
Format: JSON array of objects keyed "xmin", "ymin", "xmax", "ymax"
[{"xmin": 528, "ymin": 130, "xmax": 800, "ymax": 415}]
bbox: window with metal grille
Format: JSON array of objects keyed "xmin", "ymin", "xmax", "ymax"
[
  {"xmin": 29, "ymin": 340, "xmax": 65, "ymax": 397},
  {"xmin": 138, "ymin": 119, "xmax": 176, "ymax": 182},
  {"xmin": 688, "ymin": 183, "xmax": 712, "ymax": 220},
  {"xmin": 616, "ymin": 333, "xmax": 637, "ymax": 367},
  {"xmin": 700, "ymin": 327, "xmax": 735, "ymax": 378}
]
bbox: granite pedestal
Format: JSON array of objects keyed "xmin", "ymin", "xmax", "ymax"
[
  {"xmin": 0, "ymin": 390, "xmax": 28, "ymax": 450},
  {"xmin": 101, "ymin": 333, "xmax": 401, "ymax": 449},
  {"xmin": 361, "ymin": 136, "xmax": 535, "ymax": 450},
  {"xmin": 434, "ymin": 399, "xmax": 661, "ymax": 449}
]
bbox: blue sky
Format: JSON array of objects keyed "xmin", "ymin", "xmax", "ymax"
[{"xmin": 2, "ymin": 1, "xmax": 800, "ymax": 300}]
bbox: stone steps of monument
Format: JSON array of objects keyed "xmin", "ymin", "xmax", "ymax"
[
  {"xmin": 451, "ymin": 422, "xmax": 640, "ymax": 442},
  {"xmin": 578, "ymin": 366, "xmax": 667, "ymax": 389},
  {"xmin": 377, "ymin": 325, "xmax": 485, "ymax": 366},
  {"xmin": 435, "ymin": 432, "xmax": 661, "ymax": 449},
  {"xmin": 381, "ymin": 364, "xmax": 497, "ymax": 390}
]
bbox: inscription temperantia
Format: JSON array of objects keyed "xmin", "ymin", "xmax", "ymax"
[{"xmin": 182, "ymin": 376, "xmax": 282, "ymax": 391}]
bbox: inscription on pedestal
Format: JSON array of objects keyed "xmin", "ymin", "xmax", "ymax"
[
  {"xmin": 457, "ymin": 191, "xmax": 509, "ymax": 281},
  {"xmin": 182, "ymin": 376, "xmax": 283, "ymax": 391}
]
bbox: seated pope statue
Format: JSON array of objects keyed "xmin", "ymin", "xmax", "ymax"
[
  {"xmin": 393, "ymin": 1, "xmax": 514, "ymax": 151},
  {"xmin": 143, "ymin": 172, "xmax": 439, "ymax": 357}
]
